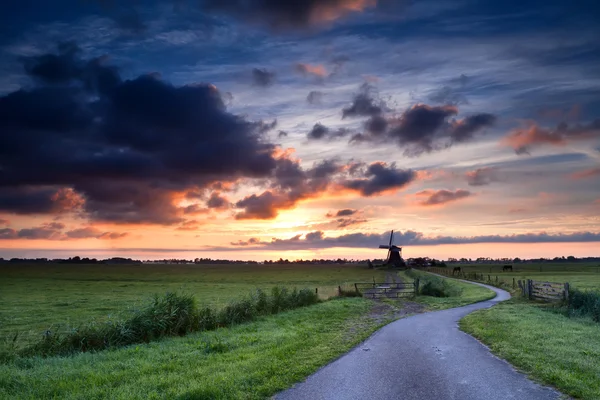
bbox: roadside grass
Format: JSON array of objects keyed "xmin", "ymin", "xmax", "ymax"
[
  {"xmin": 399, "ymin": 269, "xmax": 496, "ymax": 310},
  {"xmin": 0, "ymin": 298, "xmax": 400, "ymax": 400},
  {"xmin": 460, "ymin": 299, "xmax": 600, "ymax": 400},
  {"xmin": 0, "ymin": 263, "xmax": 386, "ymax": 347}
]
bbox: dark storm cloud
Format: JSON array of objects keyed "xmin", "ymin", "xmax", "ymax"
[
  {"xmin": 350, "ymin": 104, "xmax": 497, "ymax": 156},
  {"xmin": 206, "ymin": 192, "xmax": 230, "ymax": 209},
  {"xmin": 307, "ymin": 123, "xmax": 350, "ymax": 140},
  {"xmin": 465, "ymin": 167, "xmax": 503, "ymax": 186},
  {"xmin": 234, "ymin": 191, "xmax": 293, "ymax": 220},
  {"xmin": 234, "ymin": 158, "xmax": 345, "ymax": 220},
  {"xmin": 201, "ymin": 0, "xmax": 377, "ymax": 31},
  {"xmin": 277, "ymin": 130, "xmax": 288, "ymax": 138},
  {"xmin": 0, "ymin": 187, "xmax": 83, "ymax": 215},
  {"xmin": 225, "ymin": 230, "xmax": 600, "ymax": 250},
  {"xmin": 307, "ymin": 90, "xmax": 324, "ymax": 105},
  {"xmin": 342, "ymin": 83, "xmax": 385, "ymax": 119},
  {"xmin": 417, "ymin": 189, "xmax": 472, "ymax": 206},
  {"xmin": 331, "ymin": 209, "xmax": 358, "ymax": 217},
  {"xmin": 341, "ymin": 162, "xmax": 416, "ymax": 196},
  {"xmin": 0, "ymin": 43, "xmax": 285, "ymax": 224},
  {"xmin": 252, "ymin": 68, "xmax": 276, "ymax": 87},
  {"xmin": 502, "ymin": 119, "xmax": 600, "ymax": 154}
]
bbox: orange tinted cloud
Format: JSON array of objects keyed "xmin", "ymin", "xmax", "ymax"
[
  {"xmin": 501, "ymin": 120, "xmax": 600, "ymax": 154},
  {"xmin": 570, "ymin": 167, "xmax": 600, "ymax": 179},
  {"xmin": 295, "ymin": 63, "xmax": 328, "ymax": 77},
  {"xmin": 501, "ymin": 123, "xmax": 566, "ymax": 154},
  {"xmin": 311, "ymin": 0, "xmax": 377, "ymax": 24}
]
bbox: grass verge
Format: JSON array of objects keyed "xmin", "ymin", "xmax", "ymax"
[
  {"xmin": 3, "ymin": 287, "xmax": 319, "ymax": 359},
  {"xmin": 401, "ymin": 269, "xmax": 496, "ymax": 310},
  {"xmin": 460, "ymin": 299, "xmax": 600, "ymax": 400},
  {"xmin": 0, "ymin": 298, "xmax": 401, "ymax": 399}
]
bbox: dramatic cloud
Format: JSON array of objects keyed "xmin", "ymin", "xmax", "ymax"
[
  {"xmin": 416, "ymin": 189, "xmax": 472, "ymax": 206},
  {"xmin": 295, "ymin": 63, "xmax": 327, "ymax": 78},
  {"xmin": 252, "ymin": 68, "xmax": 276, "ymax": 87},
  {"xmin": 342, "ymin": 83, "xmax": 385, "ymax": 119},
  {"xmin": 234, "ymin": 191, "xmax": 294, "ymax": 220},
  {"xmin": 341, "ymin": 162, "xmax": 416, "ymax": 196},
  {"xmin": 226, "ymin": 230, "xmax": 600, "ymax": 250},
  {"xmin": 0, "ymin": 187, "xmax": 84, "ymax": 215},
  {"xmin": 465, "ymin": 167, "xmax": 503, "ymax": 186},
  {"xmin": 0, "ymin": 43, "xmax": 288, "ymax": 225},
  {"xmin": 206, "ymin": 192, "xmax": 230, "ymax": 209},
  {"xmin": 502, "ymin": 120, "xmax": 600, "ymax": 154},
  {"xmin": 307, "ymin": 90, "xmax": 324, "ymax": 105},
  {"xmin": 234, "ymin": 158, "xmax": 345, "ymax": 219},
  {"xmin": 202, "ymin": 0, "xmax": 377, "ymax": 31},
  {"xmin": 348, "ymin": 102, "xmax": 496, "ymax": 156},
  {"xmin": 307, "ymin": 123, "xmax": 350, "ymax": 140}
]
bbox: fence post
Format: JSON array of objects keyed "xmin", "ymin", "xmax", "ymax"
[
  {"xmin": 496, "ymin": 275, "xmax": 498, "ymax": 284},
  {"xmin": 355, "ymin": 283, "xmax": 359, "ymax": 294},
  {"xmin": 488, "ymin": 275, "xmax": 491, "ymax": 282},
  {"xmin": 338, "ymin": 285, "xmax": 342, "ymax": 296},
  {"xmin": 513, "ymin": 278, "xmax": 516, "ymax": 289},
  {"xmin": 414, "ymin": 278, "xmax": 420, "ymax": 295},
  {"xmin": 315, "ymin": 288, "xmax": 318, "ymax": 294},
  {"xmin": 527, "ymin": 279, "xmax": 533, "ymax": 300},
  {"xmin": 564, "ymin": 282, "xmax": 570, "ymax": 303}
]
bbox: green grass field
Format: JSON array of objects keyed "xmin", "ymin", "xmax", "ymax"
[
  {"xmin": 450, "ymin": 262, "xmax": 600, "ymax": 290},
  {"xmin": 461, "ymin": 299, "xmax": 600, "ymax": 400},
  {"xmin": 0, "ymin": 263, "xmax": 387, "ymax": 347},
  {"xmin": 0, "ymin": 298, "xmax": 402, "ymax": 399}
]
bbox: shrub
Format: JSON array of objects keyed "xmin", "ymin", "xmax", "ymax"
[
  {"xmin": 567, "ymin": 289, "xmax": 600, "ymax": 322},
  {"xmin": 410, "ymin": 272, "xmax": 462, "ymax": 298}
]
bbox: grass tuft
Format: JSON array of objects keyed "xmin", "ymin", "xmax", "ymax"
[{"xmin": 16, "ymin": 287, "xmax": 320, "ymax": 358}]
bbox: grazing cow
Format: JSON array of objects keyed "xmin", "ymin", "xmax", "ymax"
[
  {"xmin": 503, "ymin": 265, "xmax": 513, "ymax": 272},
  {"xmin": 453, "ymin": 266, "xmax": 461, "ymax": 275}
]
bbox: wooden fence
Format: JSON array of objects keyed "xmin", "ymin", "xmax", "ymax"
[
  {"xmin": 518, "ymin": 279, "xmax": 569, "ymax": 302},
  {"xmin": 353, "ymin": 280, "xmax": 418, "ymax": 299}
]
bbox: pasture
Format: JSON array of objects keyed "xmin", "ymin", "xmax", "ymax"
[
  {"xmin": 0, "ymin": 263, "xmax": 388, "ymax": 348},
  {"xmin": 448, "ymin": 262, "xmax": 600, "ymax": 290}
]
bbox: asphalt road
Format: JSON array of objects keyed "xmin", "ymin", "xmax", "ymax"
[{"xmin": 276, "ymin": 279, "xmax": 565, "ymax": 400}]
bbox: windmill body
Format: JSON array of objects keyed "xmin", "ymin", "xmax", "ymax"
[{"xmin": 377, "ymin": 230, "xmax": 406, "ymax": 268}]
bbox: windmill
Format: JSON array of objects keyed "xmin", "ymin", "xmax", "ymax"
[{"xmin": 377, "ymin": 230, "xmax": 406, "ymax": 268}]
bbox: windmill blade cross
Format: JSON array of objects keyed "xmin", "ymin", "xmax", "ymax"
[{"xmin": 389, "ymin": 230, "xmax": 394, "ymax": 247}]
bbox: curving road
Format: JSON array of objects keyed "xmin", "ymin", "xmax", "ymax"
[{"xmin": 276, "ymin": 279, "xmax": 565, "ymax": 400}]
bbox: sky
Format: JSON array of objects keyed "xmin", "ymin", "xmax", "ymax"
[{"xmin": 1, "ymin": 0, "xmax": 599, "ymax": 261}]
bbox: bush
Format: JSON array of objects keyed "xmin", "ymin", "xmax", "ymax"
[
  {"xmin": 21, "ymin": 287, "xmax": 321, "ymax": 358},
  {"xmin": 405, "ymin": 270, "xmax": 462, "ymax": 298},
  {"xmin": 567, "ymin": 289, "xmax": 600, "ymax": 322}
]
